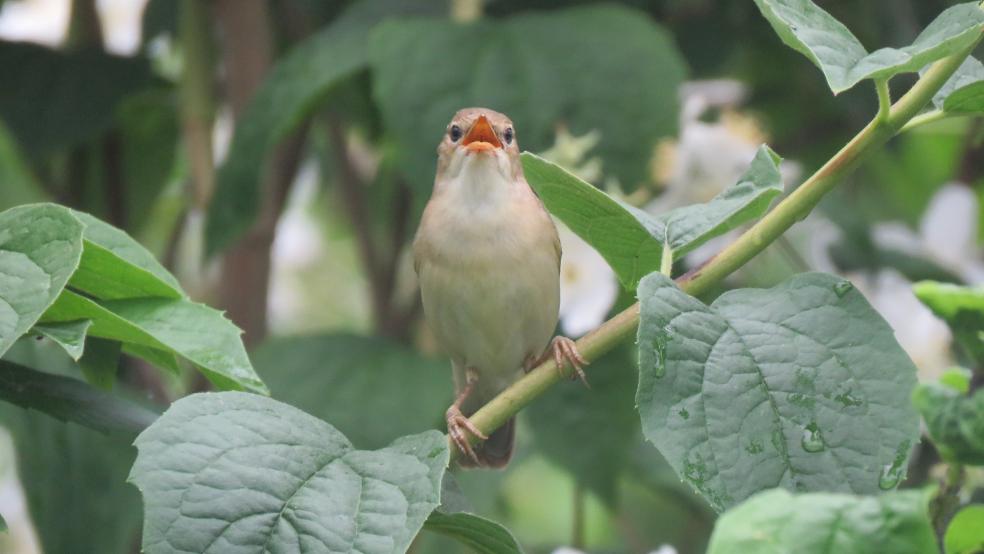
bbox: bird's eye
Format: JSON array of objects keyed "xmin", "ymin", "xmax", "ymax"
[
  {"xmin": 449, "ymin": 125, "xmax": 463, "ymax": 142},
  {"xmin": 504, "ymin": 127, "xmax": 514, "ymax": 144}
]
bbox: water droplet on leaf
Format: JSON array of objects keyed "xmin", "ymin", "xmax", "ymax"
[
  {"xmin": 801, "ymin": 422, "xmax": 825, "ymax": 452},
  {"xmin": 879, "ymin": 440, "xmax": 911, "ymax": 490},
  {"xmin": 833, "ymin": 280, "xmax": 854, "ymax": 297}
]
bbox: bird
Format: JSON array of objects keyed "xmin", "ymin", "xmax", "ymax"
[{"xmin": 413, "ymin": 107, "xmax": 587, "ymax": 467}]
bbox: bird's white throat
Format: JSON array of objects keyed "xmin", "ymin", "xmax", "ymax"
[{"xmin": 442, "ymin": 150, "xmax": 516, "ymax": 214}]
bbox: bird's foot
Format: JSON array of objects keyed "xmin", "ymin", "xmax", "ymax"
[
  {"xmin": 446, "ymin": 404, "xmax": 487, "ymax": 465},
  {"xmin": 526, "ymin": 336, "xmax": 589, "ymax": 387}
]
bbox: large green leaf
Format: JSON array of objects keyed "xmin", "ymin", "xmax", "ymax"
[
  {"xmin": 71, "ymin": 210, "xmax": 184, "ymax": 299},
  {"xmin": 753, "ymin": 0, "xmax": 984, "ymax": 93},
  {"xmin": 42, "ymin": 291, "xmax": 266, "ymax": 393},
  {"xmin": 129, "ymin": 392, "xmax": 448, "ymax": 554},
  {"xmin": 253, "ymin": 334, "xmax": 449, "ymax": 449},
  {"xmin": 0, "ymin": 204, "xmax": 84, "ymax": 357},
  {"xmin": 706, "ymin": 488, "xmax": 937, "ymax": 554},
  {"xmin": 0, "ymin": 513, "xmax": 5, "ymax": 532},
  {"xmin": 205, "ymin": 0, "xmax": 446, "ymax": 255},
  {"xmin": 0, "ymin": 359, "xmax": 157, "ymax": 436},
  {"xmin": 526, "ymin": 345, "xmax": 638, "ymax": 504},
  {"xmin": 0, "ymin": 41, "xmax": 151, "ymax": 155},
  {"xmin": 637, "ymin": 272, "xmax": 920, "ymax": 511},
  {"xmin": 913, "ymin": 375, "xmax": 984, "ymax": 466},
  {"xmin": 946, "ymin": 505, "xmax": 984, "ymax": 554},
  {"xmin": 914, "ymin": 281, "xmax": 984, "ymax": 365},
  {"xmin": 0, "ymin": 406, "xmax": 144, "ymax": 554},
  {"xmin": 522, "ymin": 145, "xmax": 783, "ymax": 289},
  {"xmin": 423, "ymin": 475, "xmax": 523, "ymax": 554},
  {"xmin": 369, "ymin": 5, "xmax": 686, "ymax": 200}
]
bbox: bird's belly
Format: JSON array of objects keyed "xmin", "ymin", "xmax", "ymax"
[{"xmin": 419, "ymin": 247, "xmax": 559, "ymax": 390}]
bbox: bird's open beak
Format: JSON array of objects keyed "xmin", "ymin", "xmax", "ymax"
[{"xmin": 462, "ymin": 115, "xmax": 502, "ymax": 153}]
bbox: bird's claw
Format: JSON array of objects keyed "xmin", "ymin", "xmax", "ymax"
[
  {"xmin": 446, "ymin": 405, "xmax": 487, "ymax": 464},
  {"xmin": 550, "ymin": 336, "xmax": 590, "ymax": 387}
]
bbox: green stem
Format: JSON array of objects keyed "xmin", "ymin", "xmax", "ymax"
[
  {"xmin": 930, "ymin": 463, "xmax": 965, "ymax": 547},
  {"xmin": 179, "ymin": 0, "xmax": 216, "ymax": 209},
  {"xmin": 453, "ymin": 29, "xmax": 984, "ymax": 461},
  {"xmin": 899, "ymin": 110, "xmax": 950, "ymax": 133},
  {"xmin": 572, "ymin": 482, "xmax": 586, "ymax": 549},
  {"xmin": 876, "ymin": 79, "xmax": 892, "ymax": 122},
  {"xmin": 660, "ymin": 243, "xmax": 673, "ymax": 276}
]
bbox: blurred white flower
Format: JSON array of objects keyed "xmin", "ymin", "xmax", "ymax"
[
  {"xmin": 0, "ymin": 0, "xmax": 69, "ymax": 47},
  {"xmin": 557, "ymin": 222, "xmax": 618, "ymax": 337},
  {"xmin": 852, "ymin": 269, "xmax": 953, "ymax": 381},
  {"xmin": 551, "ymin": 548, "xmax": 585, "ymax": 554},
  {"xmin": 537, "ymin": 129, "xmax": 619, "ymax": 337},
  {"xmin": 649, "ymin": 80, "xmax": 799, "ymax": 266},
  {"xmin": 872, "ymin": 183, "xmax": 984, "ymax": 284},
  {"xmin": 97, "ymin": 0, "xmax": 148, "ymax": 55},
  {"xmin": 649, "ymin": 546, "xmax": 679, "ymax": 554},
  {"xmin": 650, "ymin": 79, "xmax": 798, "ymax": 210},
  {"xmin": 0, "ymin": 429, "xmax": 41, "ymax": 554},
  {"xmin": 0, "ymin": 0, "xmax": 148, "ymax": 55},
  {"xmin": 537, "ymin": 127, "xmax": 603, "ymax": 184}
]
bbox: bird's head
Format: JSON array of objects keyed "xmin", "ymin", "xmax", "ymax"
[{"xmin": 437, "ymin": 108, "xmax": 521, "ymax": 182}]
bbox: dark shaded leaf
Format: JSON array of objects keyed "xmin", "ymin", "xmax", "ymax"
[
  {"xmin": 253, "ymin": 333, "xmax": 449, "ymax": 449},
  {"xmin": 205, "ymin": 0, "xmax": 446, "ymax": 255},
  {"xmin": 0, "ymin": 359, "xmax": 158, "ymax": 436},
  {"xmin": 369, "ymin": 5, "xmax": 686, "ymax": 202},
  {"xmin": 0, "ymin": 42, "xmax": 151, "ymax": 155}
]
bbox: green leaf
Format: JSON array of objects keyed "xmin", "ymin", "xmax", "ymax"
[
  {"xmin": 78, "ymin": 337, "xmax": 120, "ymax": 390},
  {"xmin": 753, "ymin": 0, "xmax": 984, "ymax": 93},
  {"xmin": 0, "ymin": 513, "xmax": 6, "ymax": 533},
  {"xmin": 932, "ymin": 56, "xmax": 984, "ymax": 112},
  {"xmin": 0, "ymin": 405, "xmax": 144, "ymax": 554},
  {"xmin": 122, "ymin": 343, "xmax": 183, "ymax": 375},
  {"xmin": 253, "ymin": 334, "xmax": 449, "ymax": 449},
  {"xmin": 370, "ymin": 5, "xmax": 686, "ymax": 200},
  {"xmin": 71, "ymin": 210, "xmax": 184, "ymax": 299},
  {"xmin": 424, "ymin": 475, "xmax": 524, "ymax": 554},
  {"xmin": 522, "ymin": 145, "xmax": 783, "ymax": 289},
  {"xmin": 914, "ymin": 281, "xmax": 984, "ymax": 366},
  {"xmin": 945, "ymin": 505, "xmax": 984, "ymax": 554},
  {"xmin": 0, "ymin": 41, "xmax": 152, "ymax": 155},
  {"xmin": 205, "ymin": 0, "xmax": 446, "ymax": 256},
  {"xmin": 913, "ymin": 381, "xmax": 984, "ymax": 465},
  {"xmin": 637, "ymin": 272, "xmax": 920, "ymax": 511},
  {"xmin": 0, "ymin": 359, "xmax": 158, "ymax": 436},
  {"xmin": 527, "ymin": 345, "xmax": 638, "ymax": 504},
  {"xmin": 707, "ymin": 488, "xmax": 937, "ymax": 554},
  {"xmin": 32, "ymin": 319, "xmax": 91, "ymax": 360},
  {"xmin": 42, "ymin": 291, "xmax": 267, "ymax": 394},
  {"xmin": 0, "ymin": 204, "xmax": 84, "ymax": 357},
  {"xmin": 129, "ymin": 392, "xmax": 448, "ymax": 554},
  {"xmin": 627, "ymin": 146, "xmax": 784, "ymax": 260}
]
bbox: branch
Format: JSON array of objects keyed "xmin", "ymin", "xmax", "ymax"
[{"xmin": 453, "ymin": 32, "xmax": 984, "ymax": 460}]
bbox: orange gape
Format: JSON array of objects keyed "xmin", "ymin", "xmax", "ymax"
[{"xmin": 462, "ymin": 115, "xmax": 502, "ymax": 152}]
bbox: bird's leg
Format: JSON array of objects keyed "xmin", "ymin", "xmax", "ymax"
[
  {"xmin": 446, "ymin": 368, "xmax": 488, "ymax": 464},
  {"xmin": 524, "ymin": 336, "xmax": 589, "ymax": 387}
]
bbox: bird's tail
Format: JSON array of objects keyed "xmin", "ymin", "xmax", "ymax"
[{"xmin": 459, "ymin": 416, "xmax": 515, "ymax": 468}]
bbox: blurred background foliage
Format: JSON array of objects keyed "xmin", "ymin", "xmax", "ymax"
[{"xmin": 0, "ymin": 0, "xmax": 982, "ymax": 553}]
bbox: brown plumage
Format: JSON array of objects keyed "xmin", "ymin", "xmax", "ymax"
[{"xmin": 413, "ymin": 108, "xmax": 586, "ymax": 467}]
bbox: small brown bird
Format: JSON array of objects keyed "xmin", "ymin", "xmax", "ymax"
[{"xmin": 413, "ymin": 108, "xmax": 587, "ymax": 467}]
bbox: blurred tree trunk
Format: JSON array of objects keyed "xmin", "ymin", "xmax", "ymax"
[{"xmin": 213, "ymin": 0, "xmax": 308, "ymax": 347}]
